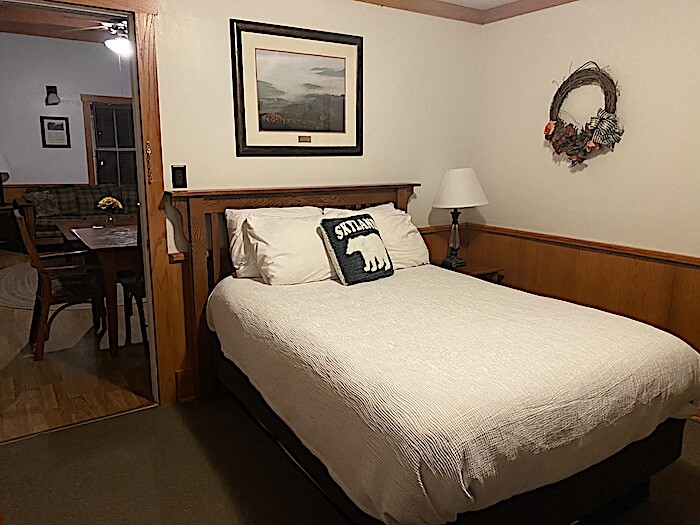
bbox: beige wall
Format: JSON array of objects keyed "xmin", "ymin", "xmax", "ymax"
[
  {"xmin": 156, "ymin": 0, "xmax": 482, "ymax": 227},
  {"xmin": 468, "ymin": 0, "xmax": 700, "ymax": 256},
  {"xmin": 157, "ymin": 0, "xmax": 699, "ymax": 257}
]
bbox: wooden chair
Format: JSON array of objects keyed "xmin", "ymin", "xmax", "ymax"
[
  {"xmin": 14, "ymin": 209, "xmax": 106, "ymax": 361},
  {"xmin": 118, "ymin": 204, "xmax": 147, "ymax": 346}
]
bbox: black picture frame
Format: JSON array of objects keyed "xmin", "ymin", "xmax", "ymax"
[
  {"xmin": 40, "ymin": 116, "xmax": 71, "ymax": 148},
  {"xmin": 230, "ymin": 19, "xmax": 363, "ymax": 157}
]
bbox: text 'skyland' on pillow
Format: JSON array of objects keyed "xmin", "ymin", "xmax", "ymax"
[{"xmin": 320, "ymin": 214, "xmax": 394, "ymax": 286}]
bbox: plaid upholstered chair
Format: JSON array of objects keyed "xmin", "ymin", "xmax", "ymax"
[{"xmin": 14, "ymin": 209, "xmax": 106, "ymax": 360}]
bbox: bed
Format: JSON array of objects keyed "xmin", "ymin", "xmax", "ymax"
[{"xmin": 172, "ymin": 184, "xmax": 700, "ymax": 525}]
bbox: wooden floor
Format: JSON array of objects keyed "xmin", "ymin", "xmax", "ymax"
[
  {"xmin": 0, "ymin": 250, "xmax": 154, "ymax": 444},
  {"xmin": 0, "ymin": 335, "xmax": 154, "ymax": 443}
]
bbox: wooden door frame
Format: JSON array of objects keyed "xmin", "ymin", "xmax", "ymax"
[{"xmin": 36, "ymin": 0, "xmax": 186, "ymax": 403}]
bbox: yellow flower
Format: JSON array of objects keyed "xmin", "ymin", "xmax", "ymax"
[{"xmin": 97, "ymin": 196, "xmax": 123, "ymax": 211}]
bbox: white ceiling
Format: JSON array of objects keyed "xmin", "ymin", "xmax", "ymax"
[{"xmin": 441, "ymin": 0, "xmax": 518, "ymax": 9}]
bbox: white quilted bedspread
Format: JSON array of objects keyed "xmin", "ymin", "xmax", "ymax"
[{"xmin": 207, "ymin": 265, "xmax": 700, "ymax": 525}]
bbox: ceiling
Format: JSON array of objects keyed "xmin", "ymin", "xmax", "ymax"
[
  {"xmin": 0, "ymin": 3, "xmax": 124, "ymax": 44},
  {"xmin": 442, "ymin": 0, "xmax": 517, "ymax": 9},
  {"xmin": 356, "ymin": 0, "xmax": 577, "ymax": 25}
]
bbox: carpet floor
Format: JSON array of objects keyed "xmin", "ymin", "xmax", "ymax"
[{"xmin": 0, "ymin": 397, "xmax": 698, "ymax": 525}]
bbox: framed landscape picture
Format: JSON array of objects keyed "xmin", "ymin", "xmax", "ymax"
[
  {"xmin": 40, "ymin": 116, "xmax": 71, "ymax": 148},
  {"xmin": 230, "ymin": 20, "xmax": 363, "ymax": 156}
]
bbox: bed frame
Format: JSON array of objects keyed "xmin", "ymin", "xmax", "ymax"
[{"xmin": 171, "ymin": 183, "xmax": 687, "ymax": 525}]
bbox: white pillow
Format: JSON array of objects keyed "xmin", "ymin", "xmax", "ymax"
[
  {"xmin": 323, "ymin": 204, "xmax": 429, "ymax": 269},
  {"xmin": 225, "ymin": 206, "xmax": 321, "ymax": 278},
  {"xmin": 245, "ymin": 214, "xmax": 333, "ymax": 285},
  {"xmin": 323, "ymin": 203, "xmax": 397, "ymax": 219}
]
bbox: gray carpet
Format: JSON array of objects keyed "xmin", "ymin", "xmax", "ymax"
[{"xmin": 0, "ymin": 397, "xmax": 698, "ymax": 525}]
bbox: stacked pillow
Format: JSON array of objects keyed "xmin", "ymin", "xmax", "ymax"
[
  {"xmin": 224, "ymin": 206, "xmax": 321, "ymax": 279},
  {"xmin": 224, "ymin": 203, "xmax": 429, "ymax": 286},
  {"xmin": 322, "ymin": 204, "xmax": 430, "ymax": 270}
]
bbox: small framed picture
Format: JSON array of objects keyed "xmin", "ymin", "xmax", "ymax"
[
  {"xmin": 230, "ymin": 19, "xmax": 363, "ymax": 157},
  {"xmin": 40, "ymin": 116, "xmax": 71, "ymax": 148}
]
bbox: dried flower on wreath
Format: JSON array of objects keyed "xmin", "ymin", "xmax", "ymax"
[
  {"xmin": 97, "ymin": 196, "xmax": 123, "ymax": 212},
  {"xmin": 544, "ymin": 62, "xmax": 624, "ymax": 168}
]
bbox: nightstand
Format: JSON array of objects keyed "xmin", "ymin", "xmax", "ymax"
[{"xmin": 442, "ymin": 260, "xmax": 505, "ymax": 284}]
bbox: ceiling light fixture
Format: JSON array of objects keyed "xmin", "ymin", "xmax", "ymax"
[{"xmin": 104, "ymin": 21, "xmax": 132, "ymax": 57}]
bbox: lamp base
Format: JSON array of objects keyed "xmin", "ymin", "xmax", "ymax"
[
  {"xmin": 440, "ymin": 253, "xmax": 466, "ymax": 269},
  {"xmin": 440, "ymin": 208, "xmax": 466, "ymax": 269}
]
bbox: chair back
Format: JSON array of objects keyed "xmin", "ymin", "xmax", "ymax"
[
  {"xmin": 13, "ymin": 209, "xmax": 45, "ymax": 273},
  {"xmin": 14, "ymin": 208, "xmax": 52, "ymax": 296}
]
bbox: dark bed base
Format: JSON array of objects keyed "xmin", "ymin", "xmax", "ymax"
[{"xmin": 211, "ymin": 344, "xmax": 686, "ymax": 525}]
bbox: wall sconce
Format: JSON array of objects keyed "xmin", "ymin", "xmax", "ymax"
[{"xmin": 45, "ymin": 86, "xmax": 61, "ymax": 106}]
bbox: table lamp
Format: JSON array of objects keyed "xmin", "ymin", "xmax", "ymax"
[
  {"xmin": 0, "ymin": 153, "xmax": 12, "ymax": 205},
  {"xmin": 433, "ymin": 168, "xmax": 488, "ymax": 269}
]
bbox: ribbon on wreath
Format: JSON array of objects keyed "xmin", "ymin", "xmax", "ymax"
[{"xmin": 589, "ymin": 108, "xmax": 624, "ymax": 149}]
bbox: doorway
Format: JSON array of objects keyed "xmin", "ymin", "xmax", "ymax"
[{"xmin": 0, "ymin": 0, "xmax": 157, "ymax": 443}]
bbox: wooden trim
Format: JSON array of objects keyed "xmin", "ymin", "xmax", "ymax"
[
  {"xmin": 132, "ymin": 11, "xmax": 188, "ymax": 404},
  {"xmin": 80, "ymin": 94, "xmax": 133, "ymax": 186},
  {"xmin": 419, "ymin": 223, "xmax": 700, "ymax": 268},
  {"xmin": 168, "ymin": 252, "xmax": 186, "ymax": 263},
  {"xmin": 170, "ymin": 183, "xmax": 420, "ymax": 198},
  {"xmin": 0, "ymin": 4, "xmax": 111, "ymax": 43},
  {"xmin": 51, "ymin": 0, "xmax": 157, "ymax": 15},
  {"xmin": 356, "ymin": 0, "xmax": 483, "ymax": 24},
  {"xmin": 480, "ymin": 0, "xmax": 578, "ymax": 24},
  {"xmin": 81, "ymin": 94, "xmax": 132, "ymax": 105},
  {"xmin": 171, "ymin": 184, "xmax": 420, "ymax": 401},
  {"xmin": 355, "ymin": 0, "xmax": 577, "ymax": 24}
]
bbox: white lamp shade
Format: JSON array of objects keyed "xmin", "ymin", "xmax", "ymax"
[
  {"xmin": 105, "ymin": 37, "xmax": 133, "ymax": 57},
  {"xmin": 433, "ymin": 168, "xmax": 488, "ymax": 209},
  {"xmin": 0, "ymin": 153, "xmax": 12, "ymax": 182},
  {"xmin": 45, "ymin": 93, "xmax": 60, "ymax": 105}
]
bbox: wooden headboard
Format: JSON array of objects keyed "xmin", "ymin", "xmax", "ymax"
[{"xmin": 170, "ymin": 183, "xmax": 419, "ymax": 399}]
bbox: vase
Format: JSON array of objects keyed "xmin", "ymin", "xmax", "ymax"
[{"xmin": 105, "ymin": 213, "xmax": 115, "ymax": 227}]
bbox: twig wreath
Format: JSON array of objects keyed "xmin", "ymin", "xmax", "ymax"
[{"xmin": 544, "ymin": 62, "xmax": 624, "ymax": 167}]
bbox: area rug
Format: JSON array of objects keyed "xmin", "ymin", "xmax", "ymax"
[{"xmin": 0, "ymin": 262, "xmax": 143, "ymax": 369}]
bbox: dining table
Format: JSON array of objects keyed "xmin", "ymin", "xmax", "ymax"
[{"xmin": 70, "ymin": 224, "xmax": 141, "ymax": 356}]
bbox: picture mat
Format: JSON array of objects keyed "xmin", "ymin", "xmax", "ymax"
[{"xmin": 241, "ymin": 31, "xmax": 357, "ymax": 147}]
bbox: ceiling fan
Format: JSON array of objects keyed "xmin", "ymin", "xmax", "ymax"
[{"xmin": 67, "ymin": 19, "xmax": 132, "ymax": 57}]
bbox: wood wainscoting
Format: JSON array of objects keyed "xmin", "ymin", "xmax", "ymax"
[{"xmin": 420, "ymin": 224, "xmax": 700, "ymax": 352}]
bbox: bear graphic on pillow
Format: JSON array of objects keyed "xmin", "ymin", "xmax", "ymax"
[{"xmin": 346, "ymin": 233, "xmax": 391, "ymax": 272}]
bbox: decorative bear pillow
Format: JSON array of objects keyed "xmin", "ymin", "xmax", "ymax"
[{"xmin": 320, "ymin": 214, "xmax": 394, "ymax": 285}]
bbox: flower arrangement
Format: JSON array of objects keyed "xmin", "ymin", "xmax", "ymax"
[
  {"xmin": 97, "ymin": 196, "xmax": 123, "ymax": 212},
  {"xmin": 97, "ymin": 196, "xmax": 123, "ymax": 226},
  {"xmin": 545, "ymin": 62, "xmax": 624, "ymax": 168}
]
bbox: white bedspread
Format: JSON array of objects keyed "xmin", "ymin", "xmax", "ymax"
[{"xmin": 207, "ymin": 265, "xmax": 700, "ymax": 525}]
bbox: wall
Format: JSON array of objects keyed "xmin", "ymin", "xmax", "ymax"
[
  {"xmin": 0, "ymin": 33, "xmax": 131, "ymax": 186},
  {"xmin": 469, "ymin": 0, "xmax": 700, "ymax": 257},
  {"xmin": 156, "ymin": 0, "xmax": 482, "ymax": 227}
]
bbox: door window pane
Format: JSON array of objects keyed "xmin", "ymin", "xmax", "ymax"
[
  {"xmin": 94, "ymin": 107, "xmax": 116, "ymax": 148},
  {"xmin": 97, "ymin": 151, "xmax": 118, "ymax": 184},
  {"xmin": 118, "ymin": 151, "xmax": 137, "ymax": 184},
  {"xmin": 116, "ymin": 107, "xmax": 135, "ymax": 148}
]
